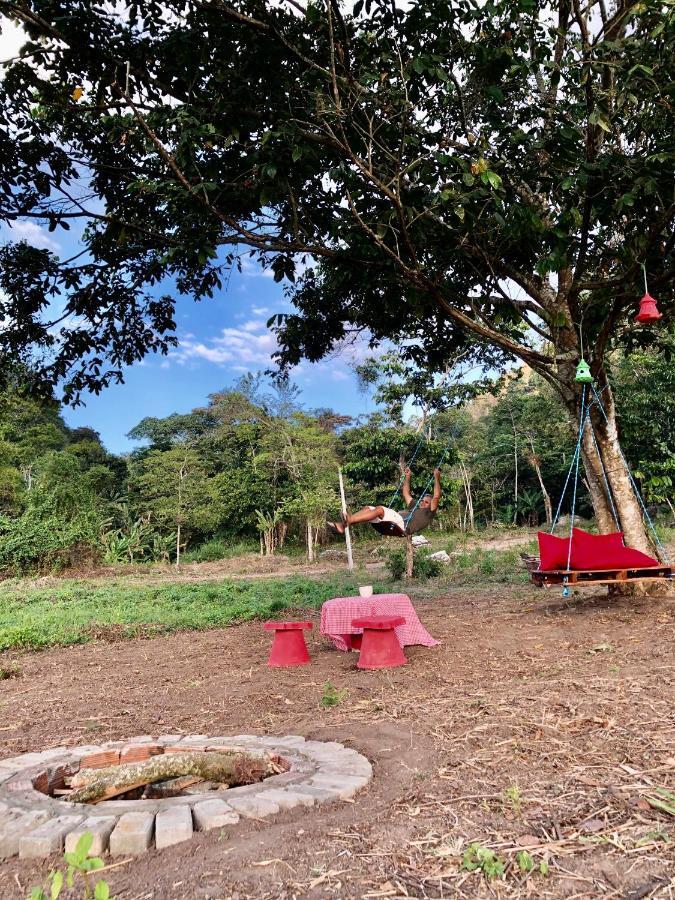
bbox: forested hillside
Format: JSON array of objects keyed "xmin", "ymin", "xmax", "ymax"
[{"xmin": 1, "ymin": 340, "xmax": 673, "ymax": 576}]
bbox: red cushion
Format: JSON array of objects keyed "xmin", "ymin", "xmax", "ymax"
[
  {"xmin": 572, "ymin": 527, "xmax": 625, "ymax": 553},
  {"xmin": 537, "ymin": 532, "xmax": 571, "ymax": 571},
  {"xmin": 570, "ymin": 528, "xmax": 658, "ymax": 569}
]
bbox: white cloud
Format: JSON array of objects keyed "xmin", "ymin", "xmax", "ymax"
[
  {"xmin": 0, "ymin": 17, "xmax": 26, "ymax": 64},
  {"xmin": 5, "ymin": 220, "xmax": 61, "ymax": 252},
  {"xmin": 173, "ymin": 318, "xmax": 375, "ymax": 386},
  {"xmin": 241, "ymin": 319, "xmax": 267, "ymax": 332},
  {"xmin": 175, "ymin": 319, "xmax": 278, "ymax": 368},
  {"xmin": 251, "ymin": 305, "xmax": 271, "ymax": 316},
  {"xmin": 240, "ymin": 257, "xmax": 275, "ymax": 279}
]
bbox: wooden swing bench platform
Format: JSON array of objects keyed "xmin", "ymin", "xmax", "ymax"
[{"xmin": 531, "ymin": 565, "xmax": 675, "ymax": 587}]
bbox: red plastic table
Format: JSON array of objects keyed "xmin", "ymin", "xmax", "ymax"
[
  {"xmin": 352, "ymin": 615, "xmax": 407, "ymax": 669},
  {"xmin": 320, "ymin": 594, "xmax": 438, "ymax": 652},
  {"xmin": 263, "ymin": 621, "xmax": 312, "ymax": 667}
]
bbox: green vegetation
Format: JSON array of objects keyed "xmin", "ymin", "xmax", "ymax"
[
  {"xmin": 460, "ymin": 843, "xmax": 506, "ymax": 880},
  {"xmin": 29, "ymin": 832, "xmax": 111, "ymax": 900},
  {"xmin": 0, "ymin": 575, "xmax": 362, "ymax": 652},
  {"xmin": 387, "ymin": 547, "xmax": 444, "ymax": 582},
  {"xmin": 3, "ymin": 0, "xmax": 674, "ymax": 554},
  {"xmin": 320, "ymin": 681, "xmax": 348, "ymax": 709},
  {"xmin": 1, "ymin": 340, "xmax": 672, "ymax": 579}
]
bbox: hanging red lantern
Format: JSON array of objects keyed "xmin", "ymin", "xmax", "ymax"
[{"xmin": 635, "ymin": 292, "xmax": 662, "ymax": 323}]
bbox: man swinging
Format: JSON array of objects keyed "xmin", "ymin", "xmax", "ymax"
[{"xmin": 329, "ymin": 467, "xmax": 442, "ymax": 536}]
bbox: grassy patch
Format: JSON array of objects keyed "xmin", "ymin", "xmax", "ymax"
[
  {"xmin": 180, "ymin": 538, "xmax": 260, "ymax": 563},
  {"xmin": 444, "ymin": 544, "xmax": 536, "ymax": 584},
  {"xmin": 0, "ymin": 574, "xmax": 365, "ymax": 652}
]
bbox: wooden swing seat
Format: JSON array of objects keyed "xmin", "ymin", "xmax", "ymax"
[
  {"xmin": 531, "ymin": 564, "xmax": 674, "ymax": 587},
  {"xmin": 370, "ymin": 521, "xmax": 408, "ymax": 538}
]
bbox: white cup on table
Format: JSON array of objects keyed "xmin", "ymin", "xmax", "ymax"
[{"xmin": 359, "ymin": 585, "xmax": 373, "ymax": 598}]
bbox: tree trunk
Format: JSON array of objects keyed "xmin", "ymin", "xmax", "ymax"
[
  {"xmin": 527, "ymin": 438, "xmax": 553, "ymax": 528},
  {"xmin": 307, "ymin": 521, "xmax": 314, "ymax": 562},
  {"xmin": 459, "ymin": 461, "xmax": 474, "ymax": 532},
  {"xmin": 175, "ymin": 522, "xmax": 181, "ymax": 569},
  {"xmin": 68, "ymin": 751, "xmax": 280, "ymax": 804},
  {"xmin": 513, "ymin": 433, "xmax": 519, "ymax": 526},
  {"xmin": 405, "ymin": 534, "xmax": 414, "ymax": 578}
]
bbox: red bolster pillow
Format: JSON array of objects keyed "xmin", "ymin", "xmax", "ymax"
[
  {"xmin": 570, "ymin": 528, "xmax": 658, "ymax": 569},
  {"xmin": 537, "ymin": 532, "xmax": 571, "ymax": 571}
]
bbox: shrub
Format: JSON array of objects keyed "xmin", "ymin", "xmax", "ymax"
[
  {"xmin": 182, "ymin": 538, "xmax": 260, "ymax": 563},
  {"xmin": 386, "ymin": 547, "xmax": 443, "ymax": 581}
]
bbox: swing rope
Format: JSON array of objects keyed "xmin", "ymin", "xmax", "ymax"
[
  {"xmin": 589, "ymin": 383, "xmax": 670, "ymax": 564},
  {"xmin": 550, "ymin": 385, "xmax": 589, "ymax": 535},
  {"xmin": 565, "ymin": 385, "xmax": 588, "ymax": 572}
]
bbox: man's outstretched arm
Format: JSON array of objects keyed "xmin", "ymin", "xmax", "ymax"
[{"xmin": 430, "ymin": 468, "xmax": 442, "ymax": 512}]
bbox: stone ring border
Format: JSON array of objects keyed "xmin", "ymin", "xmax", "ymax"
[{"xmin": 0, "ymin": 734, "xmax": 372, "ymax": 859}]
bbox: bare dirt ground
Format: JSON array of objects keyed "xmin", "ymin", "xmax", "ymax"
[{"xmin": 1, "ymin": 578, "xmax": 674, "ymax": 899}]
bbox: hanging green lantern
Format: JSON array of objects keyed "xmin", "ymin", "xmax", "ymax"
[{"xmin": 575, "ymin": 359, "xmax": 593, "ymax": 384}]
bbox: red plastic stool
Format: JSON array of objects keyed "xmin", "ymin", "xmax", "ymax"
[
  {"xmin": 351, "ymin": 616, "xmax": 406, "ymax": 670},
  {"xmin": 264, "ymin": 621, "xmax": 312, "ymax": 667}
]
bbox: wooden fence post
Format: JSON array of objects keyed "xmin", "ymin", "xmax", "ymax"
[
  {"xmin": 338, "ymin": 467, "xmax": 354, "ymax": 571},
  {"xmin": 405, "ymin": 533, "xmax": 414, "ymax": 579}
]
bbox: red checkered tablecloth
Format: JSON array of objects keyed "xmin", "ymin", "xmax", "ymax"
[{"xmin": 320, "ymin": 594, "xmax": 439, "ymax": 652}]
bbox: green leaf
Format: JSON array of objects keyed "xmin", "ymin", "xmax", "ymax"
[
  {"xmin": 94, "ymin": 881, "xmax": 111, "ymax": 900},
  {"xmin": 485, "ymin": 171, "xmax": 503, "ymax": 190},
  {"xmin": 412, "ymin": 57, "xmax": 425, "ymax": 74},
  {"xmin": 291, "ymin": 147, "xmax": 302, "ymax": 163},
  {"xmin": 539, "ymin": 860, "xmax": 549, "ymax": 876},
  {"xmin": 50, "ymin": 871, "xmax": 64, "ymax": 900},
  {"xmin": 462, "ymin": 173, "xmax": 475, "ymax": 186},
  {"xmin": 645, "ymin": 790, "xmax": 675, "ymax": 817},
  {"xmin": 82, "ymin": 857, "xmax": 105, "ymax": 871},
  {"xmin": 516, "ymin": 850, "xmax": 534, "ymax": 872}
]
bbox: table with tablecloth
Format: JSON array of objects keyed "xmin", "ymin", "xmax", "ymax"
[{"xmin": 320, "ymin": 593, "xmax": 439, "ymax": 651}]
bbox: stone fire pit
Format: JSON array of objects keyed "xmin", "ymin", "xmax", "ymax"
[{"xmin": 0, "ymin": 734, "xmax": 372, "ymax": 859}]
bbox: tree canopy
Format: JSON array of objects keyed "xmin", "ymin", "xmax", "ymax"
[{"xmin": 0, "ymin": 0, "xmax": 673, "ymax": 404}]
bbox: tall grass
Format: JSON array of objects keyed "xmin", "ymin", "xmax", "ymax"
[{"xmin": 0, "ymin": 575, "xmax": 363, "ymax": 652}]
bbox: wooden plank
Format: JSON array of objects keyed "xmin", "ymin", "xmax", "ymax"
[
  {"xmin": 531, "ymin": 561, "xmax": 674, "ymax": 589},
  {"xmin": 531, "ymin": 570, "xmax": 673, "ymax": 587}
]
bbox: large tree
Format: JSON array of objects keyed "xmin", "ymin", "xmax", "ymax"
[{"xmin": 1, "ymin": 0, "xmax": 674, "ymax": 551}]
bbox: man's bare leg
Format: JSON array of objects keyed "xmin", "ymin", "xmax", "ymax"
[{"xmin": 329, "ymin": 506, "xmax": 385, "ymax": 535}]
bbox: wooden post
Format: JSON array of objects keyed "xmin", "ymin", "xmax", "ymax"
[
  {"xmin": 405, "ymin": 533, "xmax": 414, "ymax": 579},
  {"xmin": 338, "ymin": 467, "xmax": 354, "ymax": 571}
]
